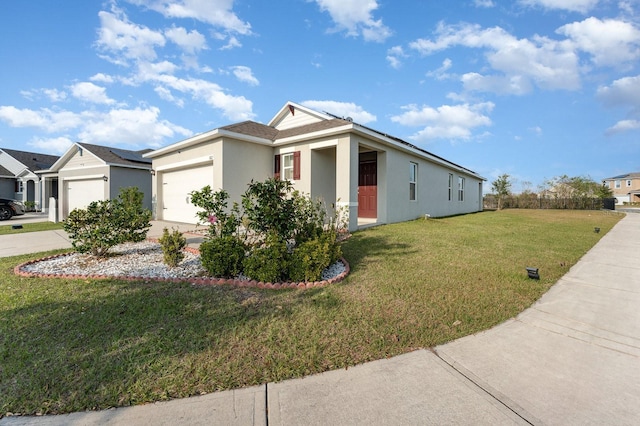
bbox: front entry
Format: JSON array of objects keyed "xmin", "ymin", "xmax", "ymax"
[{"xmin": 358, "ymin": 152, "xmax": 377, "ymax": 218}]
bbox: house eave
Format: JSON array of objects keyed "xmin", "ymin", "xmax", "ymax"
[{"xmin": 144, "ymin": 129, "xmax": 273, "ymax": 158}]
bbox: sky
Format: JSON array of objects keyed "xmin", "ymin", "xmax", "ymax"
[{"xmin": 1, "ymin": 0, "xmax": 639, "ymax": 193}]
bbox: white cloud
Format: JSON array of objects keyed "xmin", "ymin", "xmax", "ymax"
[
  {"xmin": 386, "ymin": 45, "xmax": 407, "ymax": 69},
  {"xmin": 90, "ymin": 73, "xmax": 115, "ymax": 84},
  {"xmin": 314, "ymin": 0, "xmax": 392, "ymax": 42},
  {"xmin": 0, "ymin": 106, "xmax": 83, "ymax": 132},
  {"xmin": 70, "ymin": 82, "xmax": 116, "ymax": 105},
  {"xmin": 165, "ymin": 25, "xmax": 207, "ymax": 54},
  {"xmin": 126, "ymin": 0, "xmax": 251, "ymax": 35},
  {"xmin": 597, "ymin": 75, "xmax": 640, "ymax": 107},
  {"xmin": 77, "ymin": 107, "xmax": 191, "ymax": 146},
  {"xmin": 230, "ymin": 66, "xmax": 259, "ymax": 86},
  {"xmin": 518, "ymin": 0, "xmax": 600, "ymax": 13},
  {"xmin": 427, "ymin": 58, "xmax": 454, "ymax": 80},
  {"xmin": 606, "ymin": 119, "xmax": 640, "ymax": 134},
  {"xmin": 96, "ymin": 9, "xmax": 166, "ymax": 63},
  {"xmin": 557, "ymin": 17, "xmax": 640, "ymax": 67},
  {"xmin": 28, "ymin": 136, "xmax": 75, "ymax": 155},
  {"xmin": 0, "ymin": 105, "xmax": 192, "ymax": 147},
  {"xmin": 391, "ymin": 102, "xmax": 494, "ymax": 142},
  {"xmin": 474, "ymin": 0, "xmax": 496, "ymax": 7},
  {"xmin": 43, "ymin": 89, "xmax": 68, "ymax": 102},
  {"xmin": 301, "ymin": 100, "xmax": 377, "ymax": 124},
  {"xmin": 154, "ymin": 86, "xmax": 185, "ymax": 107},
  {"xmin": 410, "ymin": 22, "xmax": 581, "ymax": 94}
]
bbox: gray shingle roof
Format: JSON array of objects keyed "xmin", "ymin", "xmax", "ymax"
[
  {"xmin": 77, "ymin": 143, "xmax": 152, "ymax": 167},
  {"xmin": 604, "ymin": 172, "xmax": 640, "ymax": 180},
  {"xmin": 1, "ymin": 148, "xmax": 59, "ymax": 171},
  {"xmin": 220, "ymin": 119, "xmax": 349, "ymax": 141}
]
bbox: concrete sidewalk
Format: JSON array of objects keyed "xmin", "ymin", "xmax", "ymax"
[{"xmin": 2, "ymin": 213, "xmax": 639, "ymax": 425}]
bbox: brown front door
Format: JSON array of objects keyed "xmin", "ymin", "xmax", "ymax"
[{"xmin": 358, "ymin": 157, "xmax": 377, "ymax": 218}]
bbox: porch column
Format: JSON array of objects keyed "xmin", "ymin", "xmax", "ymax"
[{"xmin": 336, "ymin": 138, "xmax": 359, "ymax": 232}]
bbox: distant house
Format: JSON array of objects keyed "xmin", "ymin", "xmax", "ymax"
[
  {"xmin": 144, "ymin": 101, "xmax": 485, "ymax": 231},
  {"xmin": 0, "ymin": 148, "xmax": 59, "ymax": 211},
  {"xmin": 45, "ymin": 142, "xmax": 153, "ymax": 220},
  {"xmin": 602, "ymin": 172, "xmax": 640, "ymax": 205}
]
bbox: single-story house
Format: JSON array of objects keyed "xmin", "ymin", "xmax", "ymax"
[
  {"xmin": 0, "ymin": 148, "xmax": 59, "ymax": 211},
  {"xmin": 44, "ymin": 142, "xmax": 153, "ymax": 221},
  {"xmin": 144, "ymin": 101, "xmax": 486, "ymax": 231}
]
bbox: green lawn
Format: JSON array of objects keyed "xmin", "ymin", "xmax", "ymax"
[
  {"xmin": 0, "ymin": 209, "xmax": 623, "ymax": 416},
  {"xmin": 0, "ymin": 221, "xmax": 64, "ymax": 235}
]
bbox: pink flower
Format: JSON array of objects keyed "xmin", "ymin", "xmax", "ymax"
[{"xmin": 208, "ymin": 215, "xmax": 218, "ymax": 224}]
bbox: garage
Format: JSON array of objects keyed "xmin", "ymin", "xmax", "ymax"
[
  {"xmin": 64, "ymin": 178, "xmax": 105, "ymax": 215},
  {"xmin": 160, "ymin": 165, "xmax": 213, "ymax": 223}
]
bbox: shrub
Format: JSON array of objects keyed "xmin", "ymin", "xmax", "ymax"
[
  {"xmin": 63, "ymin": 187, "xmax": 152, "ymax": 257},
  {"xmin": 158, "ymin": 227, "xmax": 186, "ymax": 267},
  {"xmin": 64, "ymin": 200, "xmax": 123, "ymax": 257},
  {"xmin": 289, "ymin": 232, "xmax": 342, "ymax": 282},
  {"xmin": 199, "ymin": 236, "xmax": 246, "ymax": 278},
  {"xmin": 242, "ymin": 178, "xmax": 298, "ymax": 241},
  {"xmin": 243, "ymin": 234, "xmax": 289, "ymax": 283},
  {"xmin": 116, "ymin": 187, "xmax": 152, "ymax": 243}
]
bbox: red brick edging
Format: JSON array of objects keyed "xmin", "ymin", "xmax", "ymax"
[{"xmin": 13, "ymin": 243, "xmax": 350, "ymax": 289}]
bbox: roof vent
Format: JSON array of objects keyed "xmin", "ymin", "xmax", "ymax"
[{"xmin": 346, "ymin": 117, "xmax": 353, "ymax": 122}]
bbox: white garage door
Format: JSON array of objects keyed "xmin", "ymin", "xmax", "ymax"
[
  {"xmin": 161, "ymin": 165, "xmax": 213, "ymax": 224},
  {"xmin": 65, "ymin": 178, "xmax": 104, "ymax": 213}
]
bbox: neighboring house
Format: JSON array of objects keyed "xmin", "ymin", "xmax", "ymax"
[
  {"xmin": 602, "ymin": 172, "xmax": 640, "ymax": 205},
  {"xmin": 0, "ymin": 148, "xmax": 59, "ymax": 211},
  {"xmin": 145, "ymin": 102, "xmax": 485, "ymax": 232},
  {"xmin": 45, "ymin": 142, "xmax": 153, "ymax": 220}
]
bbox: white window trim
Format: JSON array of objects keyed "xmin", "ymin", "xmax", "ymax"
[
  {"xmin": 282, "ymin": 153, "xmax": 294, "ymax": 181},
  {"xmin": 627, "ymin": 180, "xmax": 632, "ymax": 187},
  {"xmin": 458, "ymin": 177, "xmax": 465, "ymax": 202},
  {"xmin": 409, "ymin": 162, "xmax": 418, "ymax": 201},
  {"xmin": 615, "ymin": 180, "xmax": 621, "ymax": 188},
  {"xmin": 448, "ymin": 173, "xmax": 453, "ymax": 201}
]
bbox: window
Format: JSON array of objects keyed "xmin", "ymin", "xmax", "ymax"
[
  {"xmin": 283, "ymin": 153, "xmax": 294, "ymax": 180},
  {"xmin": 274, "ymin": 152, "xmax": 300, "ymax": 181},
  {"xmin": 409, "ymin": 162, "xmax": 418, "ymax": 201},
  {"xmin": 458, "ymin": 177, "xmax": 465, "ymax": 201},
  {"xmin": 448, "ymin": 173, "xmax": 454, "ymax": 201},
  {"xmin": 627, "ymin": 180, "xmax": 632, "ymax": 187},
  {"xmin": 615, "ymin": 180, "xmax": 621, "ymax": 189},
  {"xmin": 15, "ymin": 180, "xmax": 23, "ymax": 193}
]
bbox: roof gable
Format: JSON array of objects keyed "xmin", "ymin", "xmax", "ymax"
[
  {"xmin": 268, "ymin": 101, "xmax": 332, "ymax": 130},
  {"xmin": 0, "ymin": 148, "xmax": 59, "ymax": 173}
]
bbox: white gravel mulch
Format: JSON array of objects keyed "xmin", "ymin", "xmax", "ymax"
[{"xmin": 19, "ymin": 241, "xmax": 347, "ymax": 283}]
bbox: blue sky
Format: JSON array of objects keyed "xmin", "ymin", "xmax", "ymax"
[{"xmin": 1, "ymin": 0, "xmax": 639, "ymax": 192}]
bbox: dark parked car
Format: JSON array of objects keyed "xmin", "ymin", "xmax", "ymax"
[{"xmin": 0, "ymin": 198, "xmax": 25, "ymax": 220}]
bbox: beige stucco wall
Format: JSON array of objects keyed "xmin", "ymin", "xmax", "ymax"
[{"xmin": 220, "ymin": 138, "xmax": 273, "ymax": 202}]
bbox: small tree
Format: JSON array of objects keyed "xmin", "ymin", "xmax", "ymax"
[
  {"xmin": 491, "ymin": 174, "xmax": 512, "ymax": 210},
  {"xmin": 64, "ymin": 187, "xmax": 151, "ymax": 257}
]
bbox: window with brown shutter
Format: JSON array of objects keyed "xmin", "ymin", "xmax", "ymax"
[
  {"xmin": 274, "ymin": 154, "xmax": 281, "ymax": 179},
  {"xmin": 293, "ymin": 151, "xmax": 300, "ymax": 180}
]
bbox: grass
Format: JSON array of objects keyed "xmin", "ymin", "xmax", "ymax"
[
  {"xmin": 0, "ymin": 209, "xmax": 623, "ymax": 416},
  {"xmin": 0, "ymin": 221, "xmax": 64, "ymax": 235}
]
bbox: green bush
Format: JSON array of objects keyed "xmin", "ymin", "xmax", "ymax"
[
  {"xmin": 289, "ymin": 232, "xmax": 342, "ymax": 282},
  {"xmin": 200, "ymin": 236, "xmax": 246, "ymax": 278},
  {"xmin": 158, "ymin": 227, "xmax": 186, "ymax": 267},
  {"xmin": 243, "ymin": 235, "xmax": 289, "ymax": 283},
  {"xmin": 63, "ymin": 187, "xmax": 151, "ymax": 257}
]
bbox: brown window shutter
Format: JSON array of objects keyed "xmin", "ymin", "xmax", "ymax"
[
  {"xmin": 293, "ymin": 151, "xmax": 301, "ymax": 180},
  {"xmin": 274, "ymin": 154, "xmax": 281, "ymax": 179}
]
